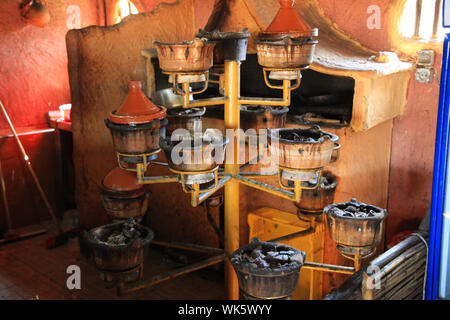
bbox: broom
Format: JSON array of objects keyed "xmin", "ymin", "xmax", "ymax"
[{"xmin": 0, "ymin": 100, "xmax": 78, "ymax": 249}]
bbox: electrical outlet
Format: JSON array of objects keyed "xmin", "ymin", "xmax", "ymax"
[
  {"xmin": 416, "ymin": 67, "xmax": 434, "ymax": 83},
  {"xmin": 416, "ymin": 50, "xmax": 435, "ymax": 83}
]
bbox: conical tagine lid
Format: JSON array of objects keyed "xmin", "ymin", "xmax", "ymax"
[
  {"xmin": 259, "ymin": 0, "xmax": 313, "ymax": 40},
  {"xmin": 102, "ymin": 166, "xmax": 144, "ymax": 196},
  {"xmin": 109, "ymin": 81, "xmax": 166, "ymax": 125}
]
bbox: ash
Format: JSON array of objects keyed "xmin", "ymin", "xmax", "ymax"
[
  {"xmin": 103, "ymin": 218, "xmax": 142, "ymax": 245},
  {"xmin": 231, "ymin": 245, "xmax": 303, "ymax": 269}
]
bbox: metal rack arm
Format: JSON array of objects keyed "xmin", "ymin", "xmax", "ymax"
[
  {"xmin": 302, "ymin": 261, "xmax": 356, "ymax": 275},
  {"xmin": 233, "ymin": 174, "xmax": 302, "ymax": 202}
]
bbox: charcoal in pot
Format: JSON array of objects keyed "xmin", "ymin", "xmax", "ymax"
[
  {"xmin": 346, "ymin": 205, "xmax": 357, "ymax": 213},
  {"xmin": 279, "ymin": 250, "xmax": 295, "ymax": 256}
]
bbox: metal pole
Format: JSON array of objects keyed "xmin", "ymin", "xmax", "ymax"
[
  {"xmin": 224, "ymin": 60, "xmax": 240, "ymax": 300},
  {"xmin": 432, "ymin": 0, "xmax": 442, "ymax": 39}
]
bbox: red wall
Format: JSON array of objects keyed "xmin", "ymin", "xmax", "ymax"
[{"xmin": 0, "ymin": 0, "xmax": 103, "ymax": 231}]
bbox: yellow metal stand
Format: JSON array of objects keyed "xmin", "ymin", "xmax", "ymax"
[{"xmin": 116, "ymin": 58, "xmax": 357, "ymax": 299}]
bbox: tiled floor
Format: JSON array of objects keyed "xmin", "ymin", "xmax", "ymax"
[{"xmin": 0, "ymin": 220, "xmax": 225, "ymax": 300}]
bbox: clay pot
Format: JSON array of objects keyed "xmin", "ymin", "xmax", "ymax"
[
  {"xmin": 240, "ymin": 105, "xmax": 288, "ymax": 133},
  {"xmin": 106, "ymin": 81, "xmax": 167, "ymax": 156},
  {"xmin": 105, "ymin": 118, "xmax": 167, "ymax": 155},
  {"xmin": 20, "ymin": 0, "xmax": 50, "ymax": 28},
  {"xmin": 197, "ymin": 29, "xmax": 251, "ymax": 64},
  {"xmin": 294, "ymin": 171, "xmax": 338, "ymax": 214},
  {"xmin": 154, "ymin": 38, "xmax": 215, "ymax": 72},
  {"xmin": 83, "ymin": 222, "xmax": 154, "ymax": 272},
  {"xmin": 230, "ymin": 239, "xmax": 305, "ymax": 300},
  {"xmin": 267, "ymin": 126, "xmax": 340, "ymax": 170},
  {"xmin": 165, "ymin": 107, "xmax": 205, "ymax": 136},
  {"xmin": 255, "ymin": 37, "xmax": 318, "ymax": 69},
  {"xmin": 100, "ymin": 167, "xmax": 150, "ymax": 222},
  {"xmin": 324, "ymin": 198, "xmax": 387, "ymax": 249},
  {"xmin": 160, "ymin": 133, "xmax": 229, "ymax": 172}
]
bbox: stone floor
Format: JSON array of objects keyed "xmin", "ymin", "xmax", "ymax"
[{"xmin": 0, "ymin": 217, "xmax": 226, "ymax": 300}]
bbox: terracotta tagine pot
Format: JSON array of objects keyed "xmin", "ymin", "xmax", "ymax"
[
  {"xmin": 255, "ymin": 0, "xmax": 318, "ymax": 69},
  {"xmin": 100, "ymin": 167, "xmax": 150, "ymax": 222},
  {"xmin": 105, "ymin": 81, "xmax": 167, "ymax": 159}
]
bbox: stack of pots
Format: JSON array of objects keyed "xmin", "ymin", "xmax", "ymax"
[
  {"xmin": 100, "ymin": 167, "xmax": 150, "ymax": 223},
  {"xmin": 255, "ymin": 0, "xmax": 318, "ymax": 69},
  {"xmin": 105, "ymin": 81, "xmax": 167, "ymax": 164}
]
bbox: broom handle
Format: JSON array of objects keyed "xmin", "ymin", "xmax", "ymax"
[
  {"xmin": 0, "ymin": 160, "xmax": 12, "ymax": 232},
  {"xmin": 0, "ymin": 100, "xmax": 61, "ymax": 232}
]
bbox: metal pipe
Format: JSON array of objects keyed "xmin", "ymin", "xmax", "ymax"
[
  {"xmin": 151, "ymin": 240, "xmax": 224, "ymax": 255},
  {"xmin": 224, "ymin": 60, "xmax": 241, "ymax": 300},
  {"xmin": 268, "ymin": 227, "xmax": 315, "ymax": 243},
  {"xmin": 414, "ymin": 0, "xmax": 423, "ymax": 39},
  {"xmin": 302, "ymin": 261, "xmax": 355, "ymax": 275},
  {"xmin": 432, "ymin": 0, "xmax": 442, "ymax": 39},
  {"xmin": 120, "ymin": 253, "xmax": 227, "ymax": 295},
  {"xmin": 239, "ymin": 96, "xmax": 290, "ymax": 106},
  {"xmin": 138, "ymin": 174, "xmax": 178, "ymax": 185}
]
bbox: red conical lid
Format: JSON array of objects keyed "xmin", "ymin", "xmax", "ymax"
[
  {"xmin": 109, "ymin": 81, "xmax": 166, "ymax": 125},
  {"xmin": 262, "ymin": 0, "xmax": 312, "ymax": 38},
  {"xmin": 102, "ymin": 167, "xmax": 144, "ymax": 194}
]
